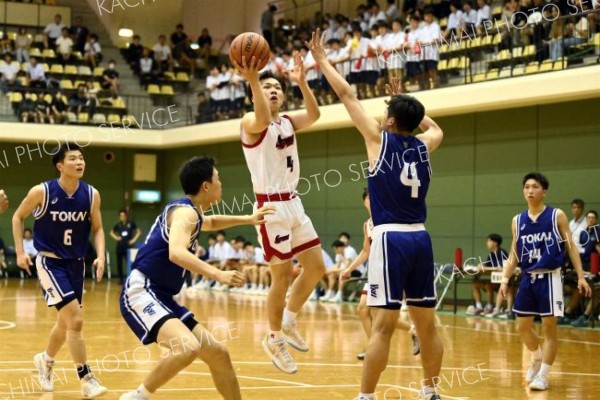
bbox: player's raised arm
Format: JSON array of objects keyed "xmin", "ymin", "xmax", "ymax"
[
  {"xmin": 306, "ymin": 29, "xmax": 380, "ymax": 144},
  {"xmin": 500, "ymin": 216, "xmax": 519, "ymax": 299},
  {"xmin": 285, "ymin": 51, "xmax": 320, "ymax": 131},
  {"xmin": 416, "ymin": 115, "xmax": 443, "ymax": 153},
  {"xmin": 556, "ymin": 209, "xmax": 591, "ymax": 297},
  {"xmin": 201, "ymin": 205, "xmax": 275, "ymax": 231},
  {"xmin": 235, "ymin": 56, "xmax": 271, "ymax": 135},
  {"xmin": 90, "ymin": 189, "xmax": 105, "ymax": 282},
  {"xmin": 11, "ymin": 185, "xmax": 44, "ymax": 275}
]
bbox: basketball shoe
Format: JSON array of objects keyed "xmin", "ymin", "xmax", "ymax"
[
  {"xmin": 34, "ymin": 353, "xmax": 54, "ymax": 392},
  {"xmin": 526, "ymin": 358, "xmax": 542, "ymax": 382},
  {"xmin": 120, "ymin": 392, "xmax": 148, "ymax": 400},
  {"xmin": 262, "ymin": 335, "xmax": 297, "ymax": 374},
  {"xmin": 81, "ymin": 373, "xmax": 107, "ymax": 398},
  {"xmin": 282, "ymin": 320, "xmax": 309, "ymax": 352},
  {"xmin": 529, "ymin": 374, "xmax": 549, "ymax": 391}
]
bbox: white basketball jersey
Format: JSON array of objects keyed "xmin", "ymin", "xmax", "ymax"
[{"xmin": 241, "ymin": 115, "xmax": 300, "ymax": 194}]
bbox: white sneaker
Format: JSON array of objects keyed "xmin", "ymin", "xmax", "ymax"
[
  {"xmin": 282, "ymin": 321, "xmax": 309, "ymax": 352},
  {"xmin": 320, "ymin": 291, "xmax": 333, "ymax": 301},
  {"xmin": 526, "ymin": 358, "xmax": 542, "ymax": 382},
  {"xmin": 262, "ymin": 335, "xmax": 297, "ymax": 374},
  {"xmin": 33, "ymin": 353, "xmax": 54, "ymax": 392},
  {"xmin": 328, "ymin": 291, "xmax": 343, "ymax": 303},
  {"xmin": 119, "ymin": 391, "xmax": 147, "ymax": 400},
  {"xmin": 528, "ymin": 374, "xmax": 549, "ymax": 391},
  {"xmin": 308, "ymin": 289, "xmax": 318, "ymax": 301},
  {"xmin": 81, "ymin": 373, "xmax": 108, "ymax": 398}
]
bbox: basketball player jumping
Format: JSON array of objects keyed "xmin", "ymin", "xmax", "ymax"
[
  {"xmin": 120, "ymin": 156, "xmax": 274, "ymax": 400},
  {"xmin": 500, "ymin": 172, "xmax": 591, "ymax": 391},
  {"xmin": 12, "ymin": 143, "xmax": 108, "ymax": 398},
  {"xmin": 308, "ymin": 29, "xmax": 444, "ymax": 400},
  {"xmin": 234, "ymin": 53, "xmax": 325, "ymax": 374}
]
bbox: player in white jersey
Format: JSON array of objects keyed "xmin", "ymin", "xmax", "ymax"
[{"xmin": 234, "ymin": 52, "xmax": 325, "ymax": 374}]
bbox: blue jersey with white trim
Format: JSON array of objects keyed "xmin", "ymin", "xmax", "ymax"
[
  {"xmin": 33, "ymin": 179, "xmax": 93, "ymax": 259},
  {"xmin": 516, "ymin": 206, "xmax": 565, "ymax": 272},
  {"xmin": 133, "ymin": 197, "xmax": 202, "ymax": 295},
  {"xmin": 367, "ymin": 132, "xmax": 431, "ymax": 225}
]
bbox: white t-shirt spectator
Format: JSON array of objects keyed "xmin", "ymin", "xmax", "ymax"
[
  {"xmin": 476, "ymin": 5, "xmax": 491, "ymax": 26},
  {"xmin": 206, "ymin": 75, "xmax": 220, "ymax": 101},
  {"xmin": 322, "ymin": 249, "xmax": 335, "ymax": 270},
  {"xmin": 0, "ymin": 62, "xmax": 20, "ymax": 80},
  {"xmin": 386, "ymin": 4, "xmax": 400, "ymax": 20},
  {"xmin": 388, "ymin": 31, "xmax": 406, "ymax": 69},
  {"xmin": 56, "ymin": 36, "xmax": 73, "ymax": 55},
  {"xmin": 334, "ymin": 46, "xmax": 350, "ymax": 77},
  {"xmin": 217, "ymin": 71, "xmax": 231, "ymax": 101},
  {"xmin": 254, "ymin": 248, "xmax": 265, "ymax": 265},
  {"xmin": 448, "ymin": 10, "xmax": 464, "ymax": 31},
  {"xmin": 344, "ymin": 245, "xmax": 364, "ymax": 273},
  {"xmin": 334, "ymin": 26, "xmax": 347, "ymax": 40},
  {"xmin": 153, "ymin": 43, "xmax": 171, "ymax": 61},
  {"xmin": 84, "ymin": 41, "xmax": 102, "ymax": 55},
  {"xmin": 140, "ymin": 57, "xmax": 153, "ymax": 74},
  {"xmin": 304, "ymin": 51, "xmax": 319, "ymax": 81},
  {"xmin": 231, "ymin": 248, "xmax": 244, "ymax": 260},
  {"xmin": 369, "ymin": 11, "xmax": 387, "ymax": 28},
  {"xmin": 44, "ymin": 22, "xmax": 65, "ymax": 39},
  {"xmin": 213, "ymin": 241, "xmax": 233, "ymax": 261},
  {"xmin": 405, "ymin": 28, "xmax": 423, "ymax": 62},
  {"xmin": 27, "ymin": 64, "xmax": 45, "ymax": 80},
  {"xmin": 570, "ymin": 216, "xmax": 588, "ymax": 254},
  {"xmin": 462, "ymin": 10, "xmax": 478, "ymax": 25},
  {"xmin": 574, "ymin": 17, "xmax": 589, "ymax": 39},
  {"xmin": 207, "ymin": 244, "xmax": 215, "ymax": 259},
  {"xmin": 231, "ymin": 73, "xmax": 246, "ymax": 100},
  {"xmin": 23, "ymin": 238, "xmax": 38, "ymax": 257},
  {"xmin": 420, "ymin": 22, "xmax": 441, "ymax": 61}
]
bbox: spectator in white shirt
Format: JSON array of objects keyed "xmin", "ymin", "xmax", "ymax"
[
  {"xmin": 55, "ymin": 28, "xmax": 73, "ymax": 65},
  {"xmin": 23, "ymin": 228, "xmax": 38, "ymax": 259},
  {"xmin": 206, "ymin": 66, "xmax": 221, "ymax": 119},
  {"xmin": 212, "ymin": 230, "xmax": 234, "ymax": 291},
  {"xmin": 339, "ymin": 232, "xmax": 363, "ymax": 273},
  {"xmin": 15, "ymin": 27, "xmax": 31, "ymax": 63},
  {"xmin": 421, "ymin": 9, "xmax": 441, "ymax": 89},
  {"xmin": 384, "ymin": 19, "xmax": 406, "ymax": 90},
  {"xmin": 476, "ymin": 0, "xmax": 492, "ymax": 35},
  {"xmin": 0, "ymin": 53, "xmax": 21, "ymax": 94},
  {"xmin": 44, "ymin": 14, "xmax": 65, "ymax": 50},
  {"xmin": 368, "ymin": 2, "xmax": 387, "ymax": 28},
  {"xmin": 230, "ymin": 70, "xmax": 246, "ymax": 118},
  {"xmin": 27, "ymin": 57, "xmax": 46, "ymax": 89},
  {"xmin": 139, "ymin": 48, "xmax": 158, "ymax": 87},
  {"xmin": 461, "ymin": 1, "xmax": 478, "ymax": 38},
  {"xmin": 445, "ymin": 2, "xmax": 464, "ymax": 40},
  {"xmin": 569, "ymin": 199, "xmax": 588, "ymax": 254},
  {"xmin": 83, "ymin": 33, "xmax": 102, "ymax": 69},
  {"xmin": 404, "ymin": 16, "xmax": 424, "ymax": 91},
  {"xmin": 385, "ymin": 0, "xmax": 400, "ymax": 21},
  {"xmin": 153, "ymin": 34, "xmax": 174, "ymax": 72}
]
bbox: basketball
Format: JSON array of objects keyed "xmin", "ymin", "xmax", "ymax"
[{"xmin": 229, "ymin": 32, "xmax": 270, "ymax": 70}]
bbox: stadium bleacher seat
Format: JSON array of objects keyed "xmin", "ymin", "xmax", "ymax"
[
  {"xmin": 524, "ymin": 61, "xmax": 539, "ymax": 74},
  {"xmin": 61, "ymin": 80, "xmax": 73, "ymax": 89},
  {"xmin": 147, "ymin": 84, "xmax": 160, "ymax": 95},
  {"xmin": 161, "ymin": 85, "xmax": 174, "ymax": 95},
  {"xmin": 64, "ymin": 65, "xmax": 78, "ymax": 75},
  {"xmin": 93, "ymin": 114, "xmax": 107, "ymax": 124},
  {"xmin": 107, "ymin": 114, "xmax": 121, "ymax": 124}
]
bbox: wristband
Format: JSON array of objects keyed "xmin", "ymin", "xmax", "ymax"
[{"xmin": 501, "ymin": 277, "xmax": 510, "ymax": 284}]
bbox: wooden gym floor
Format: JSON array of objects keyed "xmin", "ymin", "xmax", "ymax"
[{"xmin": 0, "ymin": 279, "xmax": 599, "ymax": 400}]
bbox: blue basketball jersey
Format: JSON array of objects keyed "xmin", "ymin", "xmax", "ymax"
[
  {"xmin": 516, "ymin": 206, "xmax": 565, "ymax": 272},
  {"xmin": 133, "ymin": 197, "xmax": 202, "ymax": 295},
  {"xmin": 33, "ymin": 179, "xmax": 93, "ymax": 259},
  {"xmin": 367, "ymin": 132, "xmax": 431, "ymax": 225}
]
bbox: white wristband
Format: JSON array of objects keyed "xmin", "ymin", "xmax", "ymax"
[{"xmin": 501, "ymin": 277, "xmax": 510, "ymax": 284}]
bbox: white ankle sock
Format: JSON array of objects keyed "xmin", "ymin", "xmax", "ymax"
[
  {"xmin": 137, "ymin": 384, "xmax": 151, "ymax": 399},
  {"xmin": 282, "ymin": 309, "xmax": 297, "ymax": 326},
  {"xmin": 476, "ymin": 302, "xmax": 483, "ymax": 309},
  {"xmin": 358, "ymin": 393, "xmax": 374, "ymax": 400},
  {"xmin": 539, "ymin": 363, "xmax": 551, "ymax": 377},
  {"xmin": 43, "ymin": 351, "xmax": 54, "ymax": 362},
  {"xmin": 530, "ymin": 346, "xmax": 542, "ymax": 361},
  {"xmin": 269, "ymin": 330, "xmax": 283, "ymax": 342}
]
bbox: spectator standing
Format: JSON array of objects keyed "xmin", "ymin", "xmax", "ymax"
[
  {"xmin": 126, "ymin": 35, "xmax": 144, "ymax": 73},
  {"xmin": 110, "ymin": 209, "xmax": 141, "ymax": 284},
  {"xmin": 15, "ymin": 27, "xmax": 31, "ymax": 63},
  {"xmin": 69, "ymin": 17, "xmax": 89, "ymax": 53},
  {"xmin": 261, "ymin": 5, "xmax": 278, "ymax": 46},
  {"xmin": 55, "ymin": 28, "xmax": 73, "ymax": 65},
  {"xmin": 138, "ymin": 48, "xmax": 158, "ymax": 87},
  {"xmin": 101, "ymin": 60, "xmax": 120, "ymax": 97},
  {"xmin": 170, "ymin": 24, "xmax": 188, "ymax": 50},
  {"xmin": 569, "ymin": 199, "xmax": 587, "ymax": 254},
  {"xmin": 153, "ymin": 35, "xmax": 174, "ymax": 73},
  {"xmin": 579, "ymin": 210, "xmax": 600, "ymax": 270},
  {"xmin": 385, "ymin": 0, "xmax": 400, "ymax": 21},
  {"xmin": 44, "ymin": 14, "xmax": 64, "ymax": 50},
  {"xmin": 196, "ymin": 93, "xmax": 211, "ymax": 124},
  {"xmin": 368, "ymin": 2, "xmax": 387, "ymax": 28},
  {"xmin": 420, "ymin": 9, "xmax": 441, "ymax": 90}
]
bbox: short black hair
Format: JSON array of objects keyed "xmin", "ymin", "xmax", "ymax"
[
  {"xmin": 178, "ymin": 156, "xmax": 215, "ymax": 195},
  {"xmin": 118, "ymin": 209, "xmax": 127, "ymax": 215},
  {"xmin": 386, "ymin": 94, "xmax": 425, "ymax": 132},
  {"xmin": 234, "ymin": 236, "xmax": 246, "ymax": 243},
  {"xmin": 24, "ymin": 228, "xmax": 32, "ymax": 234},
  {"xmin": 522, "ymin": 172, "xmax": 549, "ymax": 190},
  {"xmin": 216, "ymin": 230, "xmax": 226, "ymax": 237},
  {"xmin": 362, "ymin": 187, "xmax": 369, "ymax": 200},
  {"xmin": 176, "ymin": 24, "xmax": 184, "ymax": 29},
  {"xmin": 244, "ymin": 241, "xmax": 254, "ymax": 247},
  {"xmin": 133, "ymin": 35, "xmax": 140, "ymax": 40},
  {"xmin": 571, "ymin": 198, "xmax": 585, "ymax": 208},
  {"xmin": 246, "ymin": 70, "xmax": 287, "ymax": 101},
  {"xmin": 339, "ymin": 232, "xmax": 351, "ymax": 240},
  {"xmin": 487, "ymin": 233, "xmax": 503, "ymax": 246},
  {"xmin": 207, "ymin": 234, "xmax": 217, "ymax": 240},
  {"xmin": 51, "ymin": 142, "xmax": 83, "ymax": 168},
  {"xmin": 332, "ymin": 240, "xmax": 346, "ymax": 248},
  {"xmin": 587, "ymin": 210, "xmax": 598, "ymax": 219}
]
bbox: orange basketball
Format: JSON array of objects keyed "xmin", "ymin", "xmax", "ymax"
[{"xmin": 229, "ymin": 32, "xmax": 270, "ymax": 70}]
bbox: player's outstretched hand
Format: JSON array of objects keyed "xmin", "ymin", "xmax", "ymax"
[
  {"xmin": 385, "ymin": 77, "xmax": 403, "ymax": 98},
  {"xmin": 232, "ymin": 55, "xmax": 261, "ymax": 81},
  {"xmin": 286, "ymin": 51, "xmax": 306, "ymax": 84},
  {"xmin": 578, "ymin": 277, "xmax": 592, "ymax": 297},
  {"xmin": 16, "ymin": 252, "xmax": 32, "ymax": 276},
  {"xmin": 93, "ymin": 258, "xmax": 105, "ymax": 282},
  {"xmin": 217, "ymin": 270, "xmax": 245, "ymax": 287},
  {"xmin": 250, "ymin": 205, "xmax": 276, "ymax": 225},
  {"xmin": 0, "ymin": 190, "xmax": 8, "ymax": 214},
  {"xmin": 306, "ymin": 28, "xmax": 327, "ymax": 62}
]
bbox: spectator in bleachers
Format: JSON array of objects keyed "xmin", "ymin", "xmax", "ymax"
[
  {"xmin": 55, "ymin": 28, "xmax": 74, "ymax": 65},
  {"xmin": 101, "ymin": 60, "xmax": 120, "ymax": 97},
  {"xmin": 44, "ymin": 14, "xmax": 64, "ymax": 50},
  {"xmin": 0, "ymin": 53, "xmax": 21, "ymax": 94},
  {"xmin": 549, "ymin": 5, "xmax": 566, "ymax": 60},
  {"xmin": 34, "ymin": 92, "xmax": 53, "ymax": 124},
  {"xmin": 261, "ymin": 4, "xmax": 278, "ymax": 46},
  {"xmin": 499, "ymin": 0, "xmax": 526, "ymax": 49},
  {"xmin": 206, "ymin": 65, "xmax": 221, "ymax": 119},
  {"xmin": 368, "ymin": 2, "xmax": 387, "ymax": 28},
  {"xmin": 196, "ymin": 27, "xmax": 212, "ymax": 66},
  {"xmin": 26, "ymin": 57, "xmax": 46, "ymax": 89},
  {"xmin": 404, "ymin": 15, "xmax": 424, "ymax": 91},
  {"xmin": 69, "ymin": 83, "xmax": 96, "ymax": 120},
  {"xmin": 51, "ymin": 90, "xmax": 68, "ymax": 124},
  {"xmin": 230, "ymin": 69, "xmax": 246, "ymax": 118},
  {"xmin": 22, "ymin": 228, "xmax": 37, "ymax": 262},
  {"xmin": 212, "ymin": 230, "xmax": 234, "ymax": 291},
  {"xmin": 444, "ymin": 2, "xmax": 463, "ymax": 40},
  {"xmin": 385, "ymin": 19, "xmax": 406, "ymax": 91},
  {"xmin": 15, "ymin": 27, "xmax": 31, "ymax": 63},
  {"xmin": 475, "ymin": 0, "xmax": 492, "ymax": 36},
  {"xmin": 83, "ymin": 33, "xmax": 102, "ymax": 68},
  {"xmin": 126, "ymin": 35, "xmax": 144, "ymax": 73},
  {"xmin": 460, "ymin": 1, "xmax": 478, "ymax": 38},
  {"xmin": 176, "ymin": 37, "xmax": 199, "ymax": 79},
  {"xmin": 196, "ymin": 92, "xmax": 211, "ymax": 123},
  {"xmin": 216, "ymin": 64, "xmax": 231, "ymax": 118},
  {"xmin": 170, "ymin": 24, "xmax": 187, "ymax": 49},
  {"xmin": 421, "ymin": 9, "xmax": 441, "ymax": 89},
  {"xmin": 385, "ymin": 0, "xmax": 401, "ymax": 21},
  {"xmin": 569, "ymin": 198, "xmax": 587, "ymax": 255},
  {"xmin": 153, "ymin": 34, "xmax": 174, "ymax": 73},
  {"xmin": 19, "ymin": 92, "xmax": 36, "ymax": 122},
  {"xmin": 69, "ymin": 16, "xmax": 89, "ymax": 53},
  {"xmin": 557, "ymin": 10, "xmax": 590, "ymax": 58},
  {"xmin": 580, "ymin": 210, "xmax": 600, "ymax": 270},
  {"xmin": 0, "ymin": 34, "xmax": 13, "ymax": 56},
  {"xmin": 139, "ymin": 48, "xmax": 158, "ymax": 88}
]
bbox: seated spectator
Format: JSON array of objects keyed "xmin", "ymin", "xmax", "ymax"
[
  {"xmin": 460, "ymin": 1, "xmax": 478, "ymax": 38},
  {"xmin": 34, "ymin": 92, "xmax": 53, "ymax": 124},
  {"xmin": 139, "ymin": 47, "xmax": 159, "ymax": 87},
  {"xmin": 557, "ymin": 14, "xmax": 589, "ymax": 59},
  {"xmin": 0, "ymin": 53, "xmax": 21, "ymax": 94},
  {"xmin": 27, "ymin": 57, "xmax": 46, "ymax": 89},
  {"xmin": 44, "ymin": 14, "xmax": 64, "ymax": 50},
  {"xmin": 51, "ymin": 90, "xmax": 68, "ymax": 124},
  {"xmin": 196, "ymin": 27, "xmax": 213, "ymax": 66},
  {"xmin": 569, "ymin": 198, "xmax": 588, "ymax": 255},
  {"xmin": 196, "ymin": 92, "xmax": 211, "ymax": 124},
  {"xmin": 580, "ymin": 210, "xmax": 599, "ymax": 271},
  {"xmin": 0, "ymin": 35, "xmax": 13, "ymax": 56},
  {"xmin": 22, "ymin": 228, "xmax": 38, "ymax": 277},
  {"xmin": 69, "ymin": 83, "xmax": 96, "ymax": 119},
  {"xmin": 466, "ymin": 233, "xmax": 508, "ymax": 316},
  {"xmin": 211, "ymin": 230, "xmax": 234, "ymax": 291},
  {"xmin": 101, "ymin": 60, "xmax": 120, "ymax": 97},
  {"xmin": 70, "ymin": 16, "xmax": 89, "ymax": 53},
  {"xmin": 176, "ymin": 37, "xmax": 199, "ymax": 78},
  {"xmin": 15, "ymin": 27, "xmax": 31, "ymax": 63},
  {"xmin": 475, "ymin": 0, "xmax": 491, "ymax": 36},
  {"xmin": 444, "ymin": 2, "xmax": 463, "ymax": 40},
  {"xmin": 170, "ymin": 24, "xmax": 188, "ymax": 50},
  {"xmin": 20, "ymin": 92, "xmax": 36, "ymax": 122},
  {"xmin": 153, "ymin": 34, "xmax": 174, "ymax": 73},
  {"xmin": 321, "ymin": 240, "xmax": 354, "ymax": 302},
  {"xmin": 126, "ymin": 35, "xmax": 144, "ymax": 73},
  {"xmin": 83, "ymin": 33, "xmax": 102, "ymax": 68},
  {"xmin": 55, "ymin": 27, "xmax": 74, "ymax": 65}
]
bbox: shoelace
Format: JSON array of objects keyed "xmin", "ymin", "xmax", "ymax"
[
  {"xmin": 43, "ymin": 361, "xmax": 54, "ymax": 382},
  {"xmin": 273, "ymin": 342, "xmax": 293, "ymax": 364}
]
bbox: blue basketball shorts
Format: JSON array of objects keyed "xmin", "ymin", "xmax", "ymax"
[
  {"xmin": 367, "ymin": 224, "xmax": 436, "ymax": 309},
  {"xmin": 513, "ymin": 269, "xmax": 564, "ymax": 317},
  {"xmin": 36, "ymin": 255, "xmax": 85, "ymax": 308},
  {"xmin": 120, "ymin": 269, "xmax": 196, "ymax": 345}
]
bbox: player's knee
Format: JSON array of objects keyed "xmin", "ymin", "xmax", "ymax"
[
  {"xmin": 67, "ymin": 316, "xmax": 84, "ymax": 332},
  {"xmin": 373, "ymin": 320, "xmax": 397, "ymax": 337}
]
